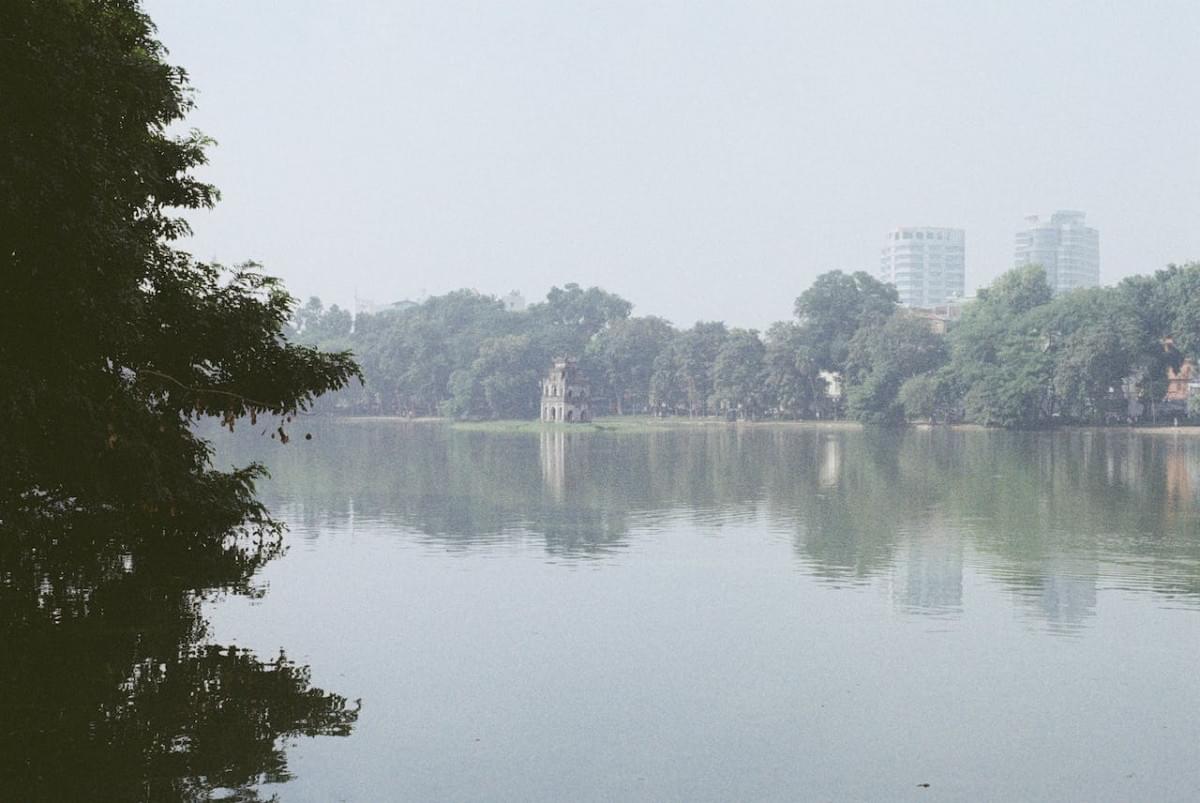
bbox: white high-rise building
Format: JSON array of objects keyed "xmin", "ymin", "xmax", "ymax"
[
  {"xmin": 879, "ymin": 227, "xmax": 966, "ymax": 307},
  {"xmin": 1014, "ymin": 210, "xmax": 1099, "ymax": 293}
]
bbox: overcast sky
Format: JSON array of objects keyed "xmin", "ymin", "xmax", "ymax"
[{"xmin": 146, "ymin": 0, "xmax": 1200, "ymax": 328}]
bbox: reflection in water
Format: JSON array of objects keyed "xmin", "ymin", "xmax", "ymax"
[
  {"xmin": 890, "ymin": 533, "xmax": 964, "ymax": 616},
  {"xmin": 818, "ymin": 434, "xmax": 841, "ymax": 489},
  {"xmin": 184, "ymin": 421, "xmax": 1200, "ymax": 801},
  {"xmin": 0, "ymin": 515, "xmax": 358, "ymax": 801},
  {"xmin": 1031, "ymin": 557, "xmax": 1098, "ymax": 633},
  {"xmin": 224, "ymin": 421, "xmax": 1200, "ymax": 630},
  {"xmin": 540, "ymin": 429, "xmax": 565, "ymax": 500}
]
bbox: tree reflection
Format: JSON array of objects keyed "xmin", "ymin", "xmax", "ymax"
[
  {"xmin": 212, "ymin": 420, "xmax": 1200, "ymax": 621},
  {"xmin": 0, "ymin": 513, "xmax": 358, "ymax": 801}
]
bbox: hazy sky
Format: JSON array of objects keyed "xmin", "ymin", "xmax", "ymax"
[{"xmin": 146, "ymin": 1, "xmax": 1200, "ymax": 328}]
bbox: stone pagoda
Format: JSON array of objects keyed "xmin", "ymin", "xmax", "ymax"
[{"xmin": 540, "ymin": 358, "xmax": 590, "ymax": 423}]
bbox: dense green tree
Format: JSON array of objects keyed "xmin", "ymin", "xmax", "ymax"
[
  {"xmin": 649, "ymin": 322, "xmax": 730, "ymax": 416},
  {"xmin": 287, "ymin": 262, "xmax": 1200, "ymax": 426},
  {"xmin": 586, "ymin": 316, "xmax": 675, "ymax": 414},
  {"xmin": 527, "ymin": 283, "xmax": 633, "ymax": 359},
  {"xmin": 712, "ymin": 329, "xmax": 767, "ymax": 418},
  {"xmin": 355, "ymin": 291, "xmax": 514, "ymax": 415},
  {"xmin": 649, "ymin": 341, "xmax": 687, "ymax": 415},
  {"xmin": 1038, "ymin": 289, "xmax": 1147, "ymax": 422},
  {"xmin": 0, "ymin": 0, "xmax": 359, "ymax": 519},
  {"xmin": 1143, "ymin": 263, "xmax": 1200, "ymax": 360},
  {"xmin": 943, "ymin": 267, "xmax": 1055, "ymax": 427},
  {"xmin": 793, "ymin": 270, "xmax": 898, "ymax": 372},
  {"xmin": 444, "ymin": 335, "xmax": 541, "ymax": 419},
  {"xmin": 331, "ymin": 285, "xmax": 633, "ymax": 418},
  {"xmin": 291, "ymin": 297, "xmax": 354, "ymax": 347},
  {"xmin": 978, "ymin": 263, "xmax": 1054, "ymax": 314},
  {"xmin": 898, "ymin": 368, "xmax": 961, "ymax": 423},
  {"xmin": 763, "ymin": 322, "xmax": 825, "ymax": 419},
  {"xmin": 845, "ymin": 315, "xmax": 948, "ymax": 425},
  {"xmin": 1112, "ymin": 272, "xmax": 1182, "ymax": 417},
  {"xmin": 961, "ymin": 340, "xmax": 1055, "ymax": 428}
]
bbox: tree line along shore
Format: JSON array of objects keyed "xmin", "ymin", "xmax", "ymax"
[{"xmin": 293, "ymin": 263, "xmax": 1200, "ymax": 429}]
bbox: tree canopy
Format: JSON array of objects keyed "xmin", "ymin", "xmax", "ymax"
[
  {"xmin": 293, "ymin": 261, "xmax": 1200, "ymax": 427},
  {"xmin": 793, "ymin": 270, "xmax": 899, "ymax": 372},
  {"xmin": 0, "ymin": 0, "xmax": 359, "ymax": 522}
]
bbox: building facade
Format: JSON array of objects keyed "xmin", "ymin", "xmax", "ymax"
[
  {"xmin": 879, "ymin": 227, "xmax": 966, "ymax": 307},
  {"xmin": 905, "ymin": 301, "xmax": 966, "ymax": 335},
  {"xmin": 540, "ymin": 358, "xmax": 591, "ymax": 423},
  {"xmin": 501, "ymin": 290, "xmax": 526, "ymax": 312},
  {"xmin": 1014, "ymin": 210, "xmax": 1099, "ymax": 293}
]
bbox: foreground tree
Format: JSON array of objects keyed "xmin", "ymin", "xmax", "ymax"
[
  {"xmin": 0, "ymin": 4, "xmax": 362, "ymax": 796},
  {"xmin": 0, "ymin": 0, "xmax": 359, "ymax": 519}
]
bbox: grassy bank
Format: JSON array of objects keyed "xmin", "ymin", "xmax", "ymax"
[
  {"xmin": 447, "ymin": 416, "xmax": 868, "ymax": 434},
  {"xmin": 449, "ymin": 416, "xmax": 680, "ymax": 433}
]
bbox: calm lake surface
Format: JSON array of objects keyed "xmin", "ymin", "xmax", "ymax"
[{"xmin": 206, "ymin": 421, "xmax": 1200, "ymax": 802}]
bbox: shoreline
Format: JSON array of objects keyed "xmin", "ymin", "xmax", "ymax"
[{"xmin": 326, "ymin": 415, "xmax": 1200, "ymax": 435}]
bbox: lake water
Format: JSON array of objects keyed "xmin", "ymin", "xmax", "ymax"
[{"xmin": 190, "ymin": 421, "xmax": 1200, "ymax": 801}]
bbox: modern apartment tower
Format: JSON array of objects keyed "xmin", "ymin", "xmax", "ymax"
[
  {"xmin": 1014, "ymin": 210, "xmax": 1099, "ymax": 293},
  {"xmin": 879, "ymin": 227, "xmax": 966, "ymax": 307}
]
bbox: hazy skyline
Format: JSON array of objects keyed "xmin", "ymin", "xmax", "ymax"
[{"xmin": 147, "ymin": 0, "xmax": 1200, "ymax": 328}]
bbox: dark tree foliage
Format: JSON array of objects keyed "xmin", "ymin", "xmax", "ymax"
[{"xmin": 0, "ymin": 0, "xmax": 359, "ymax": 519}]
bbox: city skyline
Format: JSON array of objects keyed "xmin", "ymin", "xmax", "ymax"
[
  {"xmin": 879, "ymin": 226, "xmax": 966, "ymax": 308},
  {"xmin": 1015, "ymin": 210, "xmax": 1101, "ymax": 294},
  {"xmin": 339, "ymin": 210, "xmax": 1105, "ymax": 317}
]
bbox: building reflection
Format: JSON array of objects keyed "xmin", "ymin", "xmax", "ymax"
[
  {"xmin": 889, "ymin": 530, "xmax": 964, "ymax": 615},
  {"xmin": 818, "ymin": 434, "xmax": 841, "ymax": 489},
  {"xmin": 214, "ymin": 421, "xmax": 1200, "ymax": 627},
  {"xmin": 1010, "ymin": 557, "xmax": 1100, "ymax": 634},
  {"xmin": 540, "ymin": 428, "xmax": 566, "ymax": 500},
  {"xmin": 1164, "ymin": 440, "xmax": 1197, "ymax": 512}
]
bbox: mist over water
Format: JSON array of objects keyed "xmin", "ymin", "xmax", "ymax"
[{"xmin": 204, "ymin": 422, "xmax": 1200, "ymax": 801}]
